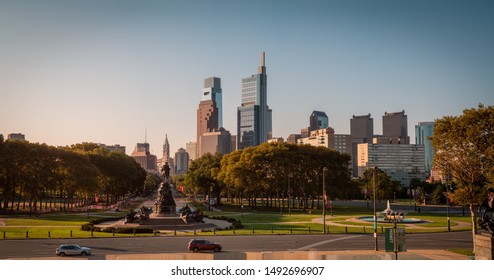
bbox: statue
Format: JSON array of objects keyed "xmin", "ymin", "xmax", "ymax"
[
  {"xmin": 156, "ymin": 181, "xmax": 176, "ymax": 215},
  {"xmin": 162, "ymin": 162, "xmax": 171, "ymax": 180},
  {"xmin": 478, "ymin": 188, "xmax": 494, "ymax": 235}
]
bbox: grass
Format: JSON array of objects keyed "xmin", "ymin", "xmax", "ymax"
[{"xmin": 0, "ymin": 202, "xmax": 475, "ymax": 239}]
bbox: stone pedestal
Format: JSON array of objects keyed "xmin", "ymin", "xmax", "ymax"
[{"xmin": 475, "ymin": 232, "xmax": 494, "ymax": 260}]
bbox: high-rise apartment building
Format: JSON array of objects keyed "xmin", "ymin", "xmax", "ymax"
[
  {"xmin": 357, "ymin": 143, "xmax": 426, "ymax": 187},
  {"xmin": 415, "ymin": 122, "xmax": 435, "ymax": 173},
  {"xmin": 350, "ymin": 114, "xmax": 374, "ymax": 177},
  {"xmin": 381, "ymin": 110, "xmax": 409, "ymax": 144},
  {"xmin": 309, "ymin": 111, "xmax": 329, "ymax": 131},
  {"xmin": 237, "ymin": 52, "xmax": 272, "ymax": 149}
]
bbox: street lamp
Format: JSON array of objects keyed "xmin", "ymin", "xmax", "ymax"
[
  {"xmin": 322, "ymin": 167, "xmax": 328, "ymax": 233},
  {"xmin": 373, "ymin": 166, "xmax": 378, "ymax": 251},
  {"xmin": 446, "ymin": 184, "xmax": 451, "ymax": 231}
]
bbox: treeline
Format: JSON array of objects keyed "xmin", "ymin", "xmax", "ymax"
[
  {"xmin": 0, "ymin": 137, "xmax": 148, "ymax": 212},
  {"xmin": 184, "ymin": 142, "xmax": 361, "ymax": 210}
]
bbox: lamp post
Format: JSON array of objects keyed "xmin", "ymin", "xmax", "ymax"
[
  {"xmin": 373, "ymin": 167, "xmax": 378, "ymax": 251},
  {"xmin": 322, "ymin": 167, "xmax": 328, "ymax": 233},
  {"xmin": 446, "ymin": 184, "xmax": 451, "ymax": 232}
]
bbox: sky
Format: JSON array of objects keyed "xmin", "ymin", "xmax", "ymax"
[{"xmin": 1, "ymin": 0, "xmax": 493, "ymax": 156}]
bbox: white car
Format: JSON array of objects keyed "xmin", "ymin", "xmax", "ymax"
[{"xmin": 56, "ymin": 244, "xmax": 92, "ymax": 256}]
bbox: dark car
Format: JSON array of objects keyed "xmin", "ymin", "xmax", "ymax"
[
  {"xmin": 56, "ymin": 244, "xmax": 92, "ymax": 256},
  {"xmin": 187, "ymin": 239, "xmax": 222, "ymax": 253}
]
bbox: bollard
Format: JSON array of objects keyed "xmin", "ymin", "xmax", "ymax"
[
  {"xmin": 194, "ymin": 228, "xmax": 197, "ymax": 235},
  {"xmin": 133, "ymin": 229, "xmax": 136, "ymax": 236},
  {"xmin": 309, "ymin": 227, "xmax": 311, "ymax": 233},
  {"xmin": 174, "ymin": 228, "xmax": 176, "ymax": 236},
  {"xmin": 214, "ymin": 228, "xmax": 216, "ymax": 235},
  {"xmin": 112, "ymin": 229, "xmax": 115, "ymax": 237},
  {"xmin": 364, "ymin": 227, "xmax": 366, "ymax": 233},
  {"xmin": 290, "ymin": 227, "xmax": 292, "ymax": 234},
  {"xmin": 26, "ymin": 231, "xmax": 29, "ymax": 238},
  {"xmin": 271, "ymin": 227, "xmax": 273, "ymax": 234},
  {"xmin": 70, "ymin": 230, "xmax": 73, "ymax": 237},
  {"xmin": 3, "ymin": 231, "xmax": 5, "ymax": 238},
  {"xmin": 345, "ymin": 227, "xmax": 348, "ymax": 233},
  {"xmin": 91, "ymin": 230, "xmax": 94, "ymax": 237},
  {"xmin": 48, "ymin": 231, "xmax": 51, "ymax": 238},
  {"xmin": 252, "ymin": 228, "xmax": 255, "ymax": 234}
]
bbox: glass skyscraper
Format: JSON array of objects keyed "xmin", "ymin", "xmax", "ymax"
[
  {"xmin": 237, "ymin": 52, "xmax": 272, "ymax": 149},
  {"xmin": 415, "ymin": 121, "xmax": 435, "ymax": 173},
  {"xmin": 202, "ymin": 77, "xmax": 222, "ymax": 128}
]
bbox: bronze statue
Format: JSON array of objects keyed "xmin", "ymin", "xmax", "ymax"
[
  {"xmin": 156, "ymin": 182, "xmax": 176, "ymax": 215},
  {"xmin": 478, "ymin": 188, "xmax": 494, "ymax": 235},
  {"xmin": 162, "ymin": 162, "xmax": 171, "ymax": 179}
]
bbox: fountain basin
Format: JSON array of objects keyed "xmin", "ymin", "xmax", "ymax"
[{"xmin": 358, "ymin": 216, "xmax": 426, "ymax": 224}]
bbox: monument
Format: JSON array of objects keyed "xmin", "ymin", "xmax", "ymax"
[
  {"xmin": 156, "ymin": 181, "xmax": 176, "ymax": 215},
  {"xmin": 476, "ymin": 188, "xmax": 494, "ymax": 260}
]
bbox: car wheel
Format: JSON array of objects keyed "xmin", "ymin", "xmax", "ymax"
[
  {"xmin": 214, "ymin": 247, "xmax": 221, "ymax": 252},
  {"xmin": 59, "ymin": 252, "xmax": 65, "ymax": 257},
  {"xmin": 192, "ymin": 248, "xmax": 199, "ymax": 253},
  {"xmin": 81, "ymin": 251, "xmax": 88, "ymax": 256}
]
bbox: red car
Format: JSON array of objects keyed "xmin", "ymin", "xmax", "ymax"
[{"xmin": 188, "ymin": 239, "xmax": 222, "ymax": 253}]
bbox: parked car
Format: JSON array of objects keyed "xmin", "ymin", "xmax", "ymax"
[
  {"xmin": 187, "ymin": 239, "xmax": 222, "ymax": 253},
  {"xmin": 56, "ymin": 244, "xmax": 92, "ymax": 256}
]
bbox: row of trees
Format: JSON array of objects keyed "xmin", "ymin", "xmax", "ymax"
[
  {"xmin": 0, "ymin": 139, "xmax": 148, "ymax": 212},
  {"xmin": 185, "ymin": 142, "xmax": 365, "ymax": 210}
]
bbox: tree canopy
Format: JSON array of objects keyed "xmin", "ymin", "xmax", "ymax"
[{"xmin": 432, "ymin": 104, "xmax": 494, "ymax": 244}]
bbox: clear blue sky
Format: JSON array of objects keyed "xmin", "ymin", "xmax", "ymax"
[{"xmin": 1, "ymin": 0, "xmax": 493, "ymax": 156}]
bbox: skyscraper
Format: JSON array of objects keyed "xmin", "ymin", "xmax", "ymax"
[
  {"xmin": 197, "ymin": 98, "xmax": 219, "ymax": 159},
  {"xmin": 382, "ymin": 110, "xmax": 409, "ymax": 144},
  {"xmin": 415, "ymin": 122, "xmax": 435, "ymax": 173},
  {"xmin": 174, "ymin": 148, "xmax": 189, "ymax": 175},
  {"xmin": 309, "ymin": 111, "xmax": 329, "ymax": 131},
  {"xmin": 237, "ymin": 51, "xmax": 272, "ymax": 149},
  {"xmin": 350, "ymin": 114, "xmax": 374, "ymax": 177},
  {"xmin": 202, "ymin": 77, "xmax": 223, "ymax": 128}
]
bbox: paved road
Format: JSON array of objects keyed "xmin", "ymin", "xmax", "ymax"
[{"xmin": 0, "ymin": 231, "xmax": 472, "ymax": 260}]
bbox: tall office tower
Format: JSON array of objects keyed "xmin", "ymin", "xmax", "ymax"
[
  {"xmin": 309, "ymin": 111, "xmax": 329, "ymax": 131},
  {"xmin": 202, "ymin": 77, "xmax": 223, "ymax": 128},
  {"xmin": 131, "ymin": 143, "xmax": 157, "ymax": 172},
  {"xmin": 415, "ymin": 122, "xmax": 435, "ymax": 173},
  {"xmin": 200, "ymin": 128, "xmax": 232, "ymax": 156},
  {"xmin": 382, "ymin": 110, "xmax": 409, "ymax": 144},
  {"xmin": 174, "ymin": 148, "xmax": 189, "ymax": 175},
  {"xmin": 197, "ymin": 99, "xmax": 219, "ymax": 158},
  {"xmin": 237, "ymin": 51, "xmax": 272, "ymax": 149},
  {"xmin": 350, "ymin": 114, "xmax": 374, "ymax": 177}
]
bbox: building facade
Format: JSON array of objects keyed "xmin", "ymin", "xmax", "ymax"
[
  {"xmin": 200, "ymin": 128, "xmax": 232, "ymax": 156},
  {"xmin": 7, "ymin": 133, "xmax": 25, "ymax": 141},
  {"xmin": 357, "ymin": 143, "xmax": 427, "ymax": 187},
  {"xmin": 186, "ymin": 141, "xmax": 197, "ymax": 162},
  {"xmin": 381, "ymin": 110, "xmax": 409, "ymax": 144},
  {"xmin": 130, "ymin": 143, "xmax": 157, "ymax": 172},
  {"xmin": 350, "ymin": 114, "xmax": 374, "ymax": 177},
  {"xmin": 309, "ymin": 111, "xmax": 329, "ymax": 131},
  {"xmin": 99, "ymin": 144, "xmax": 126, "ymax": 153},
  {"xmin": 415, "ymin": 121, "xmax": 435, "ymax": 174},
  {"xmin": 174, "ymin": 148, "xmax": 189, "ymax": 175},
  {"xmin": 197, "ymin": 99, "xmax": 219, "ymax": 158},
  {"xmin": 202, "ymin": 77, "xmax": 223, "ymax": 128},
  {"xmin": 237, "ymin": 52, "xmax": 272, "ymax": 149}
]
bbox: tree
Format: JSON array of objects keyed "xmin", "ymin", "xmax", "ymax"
[{"xmin": 432, "ymin": 104, "xmax": 494, "ymax": 249}]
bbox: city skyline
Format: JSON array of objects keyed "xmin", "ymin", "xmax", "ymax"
[{"xmin": 1, "ymin": 0, "xmax": 493, "ymax": 156}]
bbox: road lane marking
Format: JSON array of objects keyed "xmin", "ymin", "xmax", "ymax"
[{"xmin": 297, "ymin": 235, "xmax": 363, "ymax": 250}]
